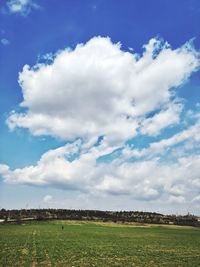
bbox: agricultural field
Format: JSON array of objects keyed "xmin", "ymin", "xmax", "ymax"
[{"xmin": 0, "ymin": 220, "xmax": 200, "ymax": 267}]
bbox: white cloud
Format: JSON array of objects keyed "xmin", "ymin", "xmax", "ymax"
[
  {"xmin": 7, "ymin": 37, "xmax": 200, "ymax": 147},
  {"xmin": 7, "ymin": 0, "xmax": 39, "ymax": 16},
  {"xmin": 43, "ymin": 195, "xmax": 53, "ymax": 204},
  {"xmin": 168, "ymin": 195, "xmax": 185, "ymax": 204},
  {"xmin": 0, "ymin": 164, "xmax": 9, "ymax": 174},
  {"xmin": 140, "ymin": 102, "xmax": 183, "ymax": 136},
  {"xmin": 1, "ymin": 130, "xmax": 200, "ymax": 205},
  {"xmin": 192, "ymin": 195, "xmax": 200, "ymax": 202},
  {"xmin": 1, "ymin": 38, "xmax": 10, "ymax": 46},
  {"xmin": 123, "ymin": 121, "xmax": 200, "ymax": 160}
]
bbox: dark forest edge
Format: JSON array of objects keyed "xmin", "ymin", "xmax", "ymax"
[{"xmin": 0, "ymin": 209, "xmax": 199, "ymax": 227}]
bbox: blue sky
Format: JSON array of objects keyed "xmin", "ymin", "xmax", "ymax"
[{"xmin": 0, "ymin": 0, "xmax": 200, "ymax": 214}]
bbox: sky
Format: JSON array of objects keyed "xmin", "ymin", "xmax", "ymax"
[{"xmin": 0, "ymin": 0, "xmax": 200, "ymax": 214}]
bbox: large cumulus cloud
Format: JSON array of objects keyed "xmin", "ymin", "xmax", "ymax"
[{"xmin": 7, "ymin": 37, "xmax": 199, "ymax": 146}]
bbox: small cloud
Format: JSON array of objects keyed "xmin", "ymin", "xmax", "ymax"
[
  {"xmin": 0, "ymin": 164, "xmax": 10, "ymax": 175},
  {"xmin": 43, "ymin": 195, "xmax": 53, "ymax": 204},
  {"xmin": 192, "ymin": 195, "xmax": 200, "ymax": 202},
  {"xmin": 1, "ymin": 38, "xmax": 10, "ymax": 46},
  {"xmin": 7, "ymin": 0, "xmax": 39, "ymax": 16},
  {"xmin": 196, "ymin": 102, "xmax": 200, "ymax": 108},
  {"xmin": 128, "ymin": 47, "xmax": 134, "ymax": 51},
  {"xmin": 168, "ymin": 195, "xmax": 185, "ymax": 204}
]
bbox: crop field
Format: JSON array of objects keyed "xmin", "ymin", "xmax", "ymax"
[{"xmin": 0, "ymin": 220, "xmax": 200, "ymax": 267}]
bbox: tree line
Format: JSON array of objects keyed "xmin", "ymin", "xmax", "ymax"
[{"xmin": 0, "ymin": 208, "xmax": 199, "ymax": 227}]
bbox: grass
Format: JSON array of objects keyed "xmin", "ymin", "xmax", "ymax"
[{"xmin": 0, "ymin": 220, "xmax": 200, "ymax": 266}]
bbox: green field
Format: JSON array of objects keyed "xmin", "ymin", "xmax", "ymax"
[{"xmin": 0, "ymin": 220, "xmax": 200, "ymax": 267}]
